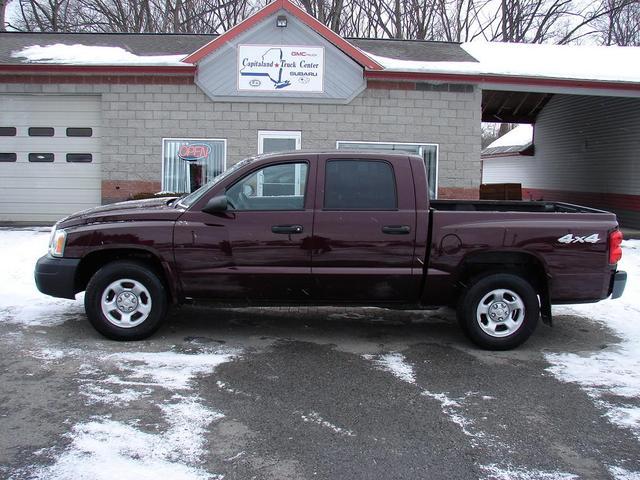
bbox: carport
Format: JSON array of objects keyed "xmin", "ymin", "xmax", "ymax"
[{"xmin": 479, "ymin": 76, "xmax": 640, "ymax": 229}]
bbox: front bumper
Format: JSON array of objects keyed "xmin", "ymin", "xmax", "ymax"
[
  {"xmin": 34, "ymin": 255, "xmax": 80, "ymax": 300},
  {"xmin": 610, "ymin": 270, "xmax": 627, "ymax": 300}
]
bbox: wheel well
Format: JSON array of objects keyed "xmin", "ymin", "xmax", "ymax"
[
  {"xmin": 457, "ymin": 251, "xmax": 548, "ymax": 296},
  {"xmin": 75, "ymin": 249, "xmax": 173, "ymax": 302}
]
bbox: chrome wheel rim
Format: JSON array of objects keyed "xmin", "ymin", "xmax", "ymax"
[
  {"xmin": 100, "ymin": 278, "xmax": 152, "ymax": 328},
  {"xmin": 476, "ymin": 288, "xmax": 525, "ymax": 338}
]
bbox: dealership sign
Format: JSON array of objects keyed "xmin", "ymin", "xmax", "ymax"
[{"xmin": 238, "ymin": 45, "xmax": 324, "ymax": 93}]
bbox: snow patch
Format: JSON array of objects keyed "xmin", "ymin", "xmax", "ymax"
[
  {"xmin": 0, "ymin": 229, "xmax": 84, "ymax": 327},
  {"xmin": 12, "ymin": 44, "xmax": 187, "ymax": 66},
  {"xmin": 545, "ymin": 240, "xmax": 640, "ymax": 439},
  {"xmin": 366, "ymin": 42, "xmax": 640, "ymax": 84},
  {"xmin": 300, "ymin": 411, "xmax": 355, "ymax": 437},
  {"xmin": 31, "ymin": 419, "xmax": 222, "ymax": 480},
  {"xmin": 109, "ymin": 350, "xmax": 238, "ymax": 390},
  {"xmin": 609, "ymin": 466, "xmax": 640, "ymax": 480},
  {"xmin": 365, "ymin": 352, "xmax": 416, "ymax": 384},
  {"xmin": 480, "ymin": 463, "xmax": 578, "ymax": 480},
  {"xmin": 487, "ymin": 124, "xmax": 533, "ymax": 149},
  {"xmin": 29, "ymin": 348, "xmax": 239, "ymax": 479}
]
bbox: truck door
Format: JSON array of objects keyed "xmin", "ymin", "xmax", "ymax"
[
  {"xmin": 311, "ymin": 154, "xmax": 419, "ymax": 302},
  {"xmin": 174, "ymin": 157, "xmax": 315, "ymax": 301}
]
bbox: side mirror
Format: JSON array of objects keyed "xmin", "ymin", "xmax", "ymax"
[{"xmin": 202, "ymin": 195, "xmax": 228, "ymax": 214}]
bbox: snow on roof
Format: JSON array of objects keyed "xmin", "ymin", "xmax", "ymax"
[
  {"xmin": 11, "ymin": 44, "xmax": 188, "ymax": 66},
  {"xmin": 487, "ymin": 124, "xmax": 533, "ymax": 149},
  {"xmin": 367, "ymin": 41, "xmax": 640, "ymax": 84}
]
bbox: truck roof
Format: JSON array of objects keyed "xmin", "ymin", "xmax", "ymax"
[{"xmin": 252, "ymin": 150, "xmax": 423, "ymax": 161}]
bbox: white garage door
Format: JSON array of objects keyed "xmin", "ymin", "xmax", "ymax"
[{"xmin": 0, "ymin": 95, "xmax": 101, "ymax": 223}]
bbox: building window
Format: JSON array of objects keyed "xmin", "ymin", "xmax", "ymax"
[
  {"xmin": 0, "ymin": 153, "xmax": 17, "ymax": 162},
  {"xmin": 29, "ymin": 153, "xmax": 54, "ymax": 162},
  {"xmin": 66, "ymin": 153, "xmax": 93, "ymax": 163},
  {"xmin": 162, "ymin": 138, "xmax": 226, "ymax": 193},
  {"xmin": 258, "ymin": 130, "xmax": 301, "ymax": 154},
  {"xmin": 226, "ymin": 162, "xmax": 308, "ymax": 211},
  {"xmin": 28, "ymin": 127, "xmax": 54, "ymax": 137},
  {"xmin": 324, "ymin": 159, "xmax": 397, "ymax": 210},
  {"xmin": 66, "ymin": 128, "xmax": 93, "ymax": 137},
  {"xmin": 0, "ymin": 127, "xmax": 16, "ymax": 136},
  {"xmin": 336, "ymin": 141, "xmax": 439, "ymax": 199}
]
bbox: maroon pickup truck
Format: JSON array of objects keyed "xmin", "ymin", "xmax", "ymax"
[{"xmin": 35, "ymin": 151, "xmax": 626, "ymax": 349}]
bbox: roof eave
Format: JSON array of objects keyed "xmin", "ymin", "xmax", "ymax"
[
  {"xmin": 0, "ymin": 63, "xmax": 196, "ymax": 75},
  {"xmin": 365, "ymin": 69, "xmax": 640, "ymax": 92}
]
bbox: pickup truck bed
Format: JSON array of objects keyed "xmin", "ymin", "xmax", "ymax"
[{"xmin": 35, "ymin": 150, "xmax": 626, "ymax": 350}]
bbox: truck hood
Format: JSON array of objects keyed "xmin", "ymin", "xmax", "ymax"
[{"xmin": 57, "ymin": 197, "xmax": 184, "ymax": 228}]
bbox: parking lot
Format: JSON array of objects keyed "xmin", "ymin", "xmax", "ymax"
[{"xmin": 1, "ymin": 229, "xmax": 639, "ymax": 480}]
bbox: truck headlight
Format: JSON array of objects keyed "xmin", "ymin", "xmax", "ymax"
[{"xmin": 49, "ymin": 228, "xmax": 67, "ymax": 257}]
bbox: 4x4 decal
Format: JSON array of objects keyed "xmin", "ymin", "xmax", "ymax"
[{"xmin": 557, "ymin": 233, "xmax": 601, "ymax": 244}]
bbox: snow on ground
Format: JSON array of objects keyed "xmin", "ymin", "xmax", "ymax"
[
  {"xmin": 32, "ymin": 348, "xmax": 239, "ymax": 480},
  {"xmin": 366, "ymin": 42, "xmax": 640, "ymax": 83},
  {"xmin": 11, "ymin": 44, "xmax": 187, "ymax": 66},
  {"xmin": 546, "ymin": 240, "xmax": 640, "ymax": 440},
  {"xmin": 299, "ymin": 411, "xmax": 355, "ymax": 437},
  {"xmin": 480, "ymin": 464, "xmax": 578, "ymax": 480},
  {"xmin": 364, "ymin": 352, "xmax": 416, "ymax": 384},
  {"xmin": 365, "ymin": 351, "xmax": 579, "ymax": 479},
  {"xmin": 0, "ymin": 228, "xmax": 84, "ymax": 327}
]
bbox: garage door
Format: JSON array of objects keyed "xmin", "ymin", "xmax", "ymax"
[{"xmin": 0, "ymin": 95, "xmax": 101, "ymax": 223}]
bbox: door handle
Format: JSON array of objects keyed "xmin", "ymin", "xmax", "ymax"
[
  {"xmin": 382, "ymin": 225, "xmax": 411, "ymax": 235},
  {"xmin": 272, "ymin": 225, "xmax": 304, "ymax": 234}
]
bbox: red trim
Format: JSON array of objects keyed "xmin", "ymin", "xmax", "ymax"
[
  {"xmin": 0, "ymin": 64, "xmax": 196, "ymax": 75},
  {"xmin": 0, "ymin": 73, "xmax": 194, "ymax": 85},
  {"xmin": 522, "ymin": 188, "xmax": 640, "ymax": 212},
  {"xmin": 182, "ymin": 0, "xmax": 382, "ymax": 70},
  {"xmin": 365, "ymin": 70, "xmax": 640, "ymax": 92}
]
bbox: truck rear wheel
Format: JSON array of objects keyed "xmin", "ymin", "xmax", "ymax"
[
  {"xmin": 84, "ymin": 260, "xmax": 168, "ymax": 341},
  {"xmin": 457, "ymin": 273, "xmax": 539, "ymax": 350}
]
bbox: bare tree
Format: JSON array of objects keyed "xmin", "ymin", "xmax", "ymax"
[{"xmin": 598, "ymin": 0, "xmax": 640, "ymax": 45}]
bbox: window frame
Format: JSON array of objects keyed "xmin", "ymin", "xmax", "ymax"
[
  {"xmin": 257, "ymin": 130, "xmax": 302, "ymax": 154},
  {"xmin": 66, "ymin": 153, "xmax": 93, "ymax": 163},
  {"xmin": 225, "ymin": 160, "xmax": 310, "ymax": 212},
  {"xmin": 161, "ymin": 137, "xmax": 227, "ymax": 194},
  {"xmin": 66, "ymin": 127, "xmax": 93, "ymax": 137},
  {"xmin": 336, "ymin": 140, "xmax": 439, "ymax": 199},
  {"xmin": 0, "ymin": 127, "xmax": 17, "ymax": 136},
  {"xmin": 28, "ymin": 127, "xmax": 55, "ymax": 137},
  {"xmin": 323, "ymin": 158, "xmax": 398, "ymax": 211},
  {"xmin": 0, "ymin": 153, "xmax": 17, "ymax": 162},
  {"xmin": 28, "ymin": 153, "xmax": 55, "ymax": 162}
]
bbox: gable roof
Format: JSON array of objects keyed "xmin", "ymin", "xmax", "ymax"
[{"xmin": 182, "ymin": 0, "xmax": 383, "ymax": 69}]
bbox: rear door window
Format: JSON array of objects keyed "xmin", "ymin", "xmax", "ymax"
[{"xmin": 324, "ymin": 159, "xmax": 397, "ymax": 210}]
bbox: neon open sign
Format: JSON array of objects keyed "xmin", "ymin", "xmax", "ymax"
[{"xmin": 178, "ymin": 143, "xmax": 211, "ymax": 162}]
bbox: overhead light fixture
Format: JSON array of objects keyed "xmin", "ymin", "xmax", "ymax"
[{"xmin": 276, "ymin": 15, "xmax": 287, "ymax": 27}]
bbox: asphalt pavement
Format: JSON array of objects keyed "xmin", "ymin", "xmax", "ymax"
[{"xmin": 1, "ymin": 305, "xmax": 639, "ymax": 479}]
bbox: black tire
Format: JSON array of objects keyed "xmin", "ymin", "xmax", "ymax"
[
  {"xmin": 84, "ymin": 260, "xmax": 168, "ymax": 341},
  {"xmin": 457, "ymin": 273, "xmax": 539, "ymax": 350}
]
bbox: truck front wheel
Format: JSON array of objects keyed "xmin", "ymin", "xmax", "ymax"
[
  {"xmin": 84, "ymin": 260, "xmax": 168, "ymax": 341},
  {"xmin": 457, "ymin": 273, "xmax": 539, "ymax": 350}
]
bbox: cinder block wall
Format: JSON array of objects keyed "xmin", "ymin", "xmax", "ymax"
[{"xmin": 1, "ymin": 79, "xmax": 482, "ymax": 203}]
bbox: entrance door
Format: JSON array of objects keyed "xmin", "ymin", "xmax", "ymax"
[
  {"xmin": 174, "ymin": 157, "xmax": 315, "ymax": 301},
  {"xmin": 311, "ymin": 154, "xmax": 419, "ymax": 303}
]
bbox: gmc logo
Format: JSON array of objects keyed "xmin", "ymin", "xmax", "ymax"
[{"xmin": 291, "ymin": 51, "xmax": 308, "ymax": 56}]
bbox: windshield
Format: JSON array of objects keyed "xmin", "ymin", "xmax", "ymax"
[{"xmin": 176, "ymin": 156, "xmax": 258, "ymax": 208}]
